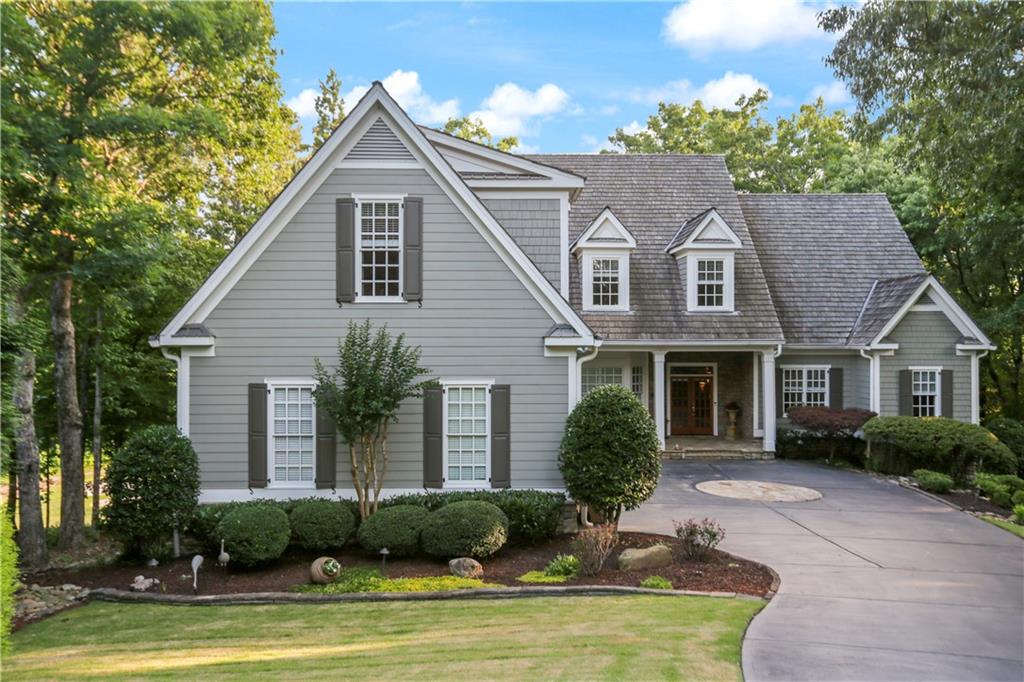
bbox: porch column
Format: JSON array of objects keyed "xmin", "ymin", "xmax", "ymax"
[
  {"xmin": 653, "ymin": 351, "xmax": 666, "ymax": 450},
  {"xmin": 761, "ymin": 350, "xmax": 776, "ymax": 452}
]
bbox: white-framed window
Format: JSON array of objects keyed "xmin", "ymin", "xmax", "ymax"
[
  {"xmin": 357, "ymin": 197, "xmax": 403, "ymax": 300},
  {"xmin": 267, "ymin": 380, "xmax": 316, "ymax": 486},
  {"xmin": 781, "ymin": 366, "xmax": 829, "ymax": 415},
  {"xmin": 631, "ymin": 365, "xmax": 645, "ymax": 401},
  {"xmin": 443, "ymin": 381, "xmax": 491, "ymax": 486},
  {"xmin": 582, "ymin": 366, "xmax": 624, "ymax": 395},
  {"xmin": 911, "ymin": 367, "xmax": 941, "ymax": 417},
  {"xmin": 686, "ymin": 252, "xmax": 735, "ymax": 312},
  {"xmin": 582, "ymin": 252, "xmax": 629, "ymax": 312}
]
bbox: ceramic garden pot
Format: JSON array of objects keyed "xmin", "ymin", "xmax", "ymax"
[{"xmin": 310, "ymin": 556, "xmax": 341, "ymax": 584}]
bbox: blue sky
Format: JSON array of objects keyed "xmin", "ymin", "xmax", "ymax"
[{"xmin": 272, "ymin": 1, "xmax": 850, "ymax": 152}]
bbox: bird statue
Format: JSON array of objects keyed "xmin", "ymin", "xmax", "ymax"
[
  {"xmin": 218, "ymin": 539, "xmax": 229, "ymax": 567},
  {"xmin": 191, "ymin": 554, "xmax": 204, "ymax": 594}
]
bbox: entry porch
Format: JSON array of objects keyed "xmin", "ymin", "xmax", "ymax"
[{"xmin": 577, "ymin": 346, "xmax": 780, "ymax": 456}]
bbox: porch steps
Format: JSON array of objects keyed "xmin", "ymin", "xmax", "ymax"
[
  {"xmin": 662, "ymin": 450, "xmax": 773, "ymax": 461},
  {"xmin": 661, "ymin": 437, "xmax": 772, "ymax": 461}
]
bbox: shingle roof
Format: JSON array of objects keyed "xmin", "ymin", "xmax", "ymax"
[
  {"xmin": 847, "ymin": 274, "xmax": 929, "ymax": 346},
  {"xmin": 528, "ymin": 154, "xmax": 784, "ymax": 342},
  {"xmin": 739, "ymin": 194, "xmax": 926, "ymax": 346},
  {"xmin": 665, "ymin": 208, "xmax": 715, "ymax": 252},
  {"xmin": 172, "ymin": 323, "xmax": 214, "ymax": 338}
]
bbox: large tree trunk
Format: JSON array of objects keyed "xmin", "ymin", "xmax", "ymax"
[
  {"xmin": 12, "ymin": 347, "xmax": 48, "ymax": 569},
  {"xmin": 51, "ymin": 275, "xmax": 85, "ymax": 549}
]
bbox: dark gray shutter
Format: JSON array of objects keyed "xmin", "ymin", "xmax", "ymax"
[
  {"xmin": 423, "ymin": 386, "xmax": 443, "ymax": 488},
  {"xmin": 248, "ymin": 383, "xmax": 268, "ymax": 488},
  {"xmin": 315, "ymin": 404, "xmax": 337, "ymax": 489},
  {"xmin": 829, "ymin": 368, "xmax": 844, "ymax": 409},
  {"xmin": 490, "ymin": 385, "xmax": 511, "ymax": 488},
  {"xmin": 941, "ymin": 369, "xmax": 953, "ymax": 419},
  {"xmin": 336, "ymin": 198, "xmax": 355, "ymax": 304},
  {"xmin": 898, "ymin": 370, "xmax": 912, "ymax": 416},
  {"xmin": 403, "ymin": 196, "xmax": 423, "ymax": 303},
  {"xmin": 775, "ymin": 367, "xmax": 784, "ymax": 417}
]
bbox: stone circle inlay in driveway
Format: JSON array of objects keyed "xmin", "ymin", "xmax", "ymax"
[{"xmin": 696, "ymin": 480, "xmax": 822, "ymax": 502}]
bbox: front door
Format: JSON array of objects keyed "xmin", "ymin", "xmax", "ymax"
[{"xmin": 670, "ymin": 375, "xmax": 714, "ymax": 435}]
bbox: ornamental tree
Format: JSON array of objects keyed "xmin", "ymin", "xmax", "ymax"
[
  {"xmin": 559, "ymin": 384, "xmax": 661, "ymax": 525},
  {"xmin": 313, "ymin": 321, "xmax": 430, "ymax": 519}
]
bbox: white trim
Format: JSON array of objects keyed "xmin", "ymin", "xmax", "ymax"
[
  {"xmin": 265, "ymin": 378, "xmax": 318, "ymax": 490},
  {"xmin": 666, "ymin": 362, "xmax": 719, "ymax": 437},
  {"xmin": 968, "ymin": 350, "xmax": 987, "ymax": 425},
  {"xmin": 762, "ymin": 351, "xmax": 776, "ymax": 452},
  {"xmin": 572, "ymin": 208, "xmax": 637, "ymax": 252},
  {"xmin": 653, "ymin": 351, "xmax": 667, "ymax": 449},
  {"xmin": 440, "ymin": 379, "xmax": 494, "ymax": 489},
  {"xmin": 599, "ymin": 339, "xmax": 782, "ymax": 350},
  {"xmin": 667, "ymin": 209, "xmax": 742, "ymax": 255},
  {"xmin": 159, "ymin": 83, "xmax": 593, "ymax": 344},
  {"xmin": 779, "ymin": 364, "xmax": 832, "ymax": 415},
  {"xmin": 752, "ymin": 353, "xmax": 763, "ymax": 437},
  {"xmin": 353, "ymin": 195, "xmax": 405, "ymax": 302},
  {"xmin": 161, "ymin": 346, "xmax": 215, "ymax": 437},
  {"xmin": 198, "ymin": 486, "xmax": 568, "ymax": 504},
  {"xmin": 871, "ymin": 276, "xmax": 992, "ymax": 347},
  {"xmin": 908, "ymin": 366, "xmax": 942, "ymax": 417},
  {"xmin": 560, "ymin": 195, "xmax": 570, "ymax": 297},
  {"xmin": 686, "ymin": 252, "xmax": 735, "ymax": 312},
  {"xmin": 581, "ymin": 251, "xmax": 630, "ymax": 312}
]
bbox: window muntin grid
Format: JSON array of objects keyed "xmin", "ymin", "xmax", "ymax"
[
  {"xmin": 446, "ymin": 386, "xmax": 489, "ymax": 483},
  {"xmin": 912, "ymin": 369, "xmax": 938, "ymax": 417},
  {"xmin": 582, "ymin": 367, "xmax": 623, "ymax": 395},
  {"xmin": 782, "ymin": 367, "xmax": 828, "ymax": 413},
  {"xmin": 272, "ymin": 386, "xmax": 314, "ymax": 483},
  {"xmin": 359, "ymin": 200, "xmax": 401, "ymax": 298},
  {"xmin": 591, "ymin": 258, "xmax": 620, "ymax": 307},
  {"xmin": 631, "ymin": 365, "xmax": 644, "ymax": 401},
  {"xmin": 696, "ymin": 258, "xmax": 725, "ymax": 308}
]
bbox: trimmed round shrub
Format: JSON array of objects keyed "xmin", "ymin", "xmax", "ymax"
[
  {"xmin": 420, "ymin": 501, "xmax": 508, "ymax": 559},
  {"xmin": 101, "ymin": 425, "xmax": 200, "ymax": 556},
  {"xmin": 985, "ymin": 416, "xmax": 1024, "ymax": 474},
  {"xmin": 913, "ymin": 469, "xmax": 954, "ymax": 494},
  {"xmin": 289, "ymin": 500, "xmax": 355, "ymax": 550},
  {"xmin": 1, "ymin": 512, "xmax": 18, "ymax": 654},
  {"xmin": 217, "ymin": 504, "xmax": 291, "ymax": 566},
  {"xmin": 357, "ymin": 505, "xmax": 430, "ymax": 557},
  {"xmin": 559, "ymin": 384, "xmax": 661, "ymax": 523}
]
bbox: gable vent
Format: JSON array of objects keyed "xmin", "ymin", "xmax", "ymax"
[{"xmin": 345, "ymin": 117, "xmax": 415, "ymax": 161}]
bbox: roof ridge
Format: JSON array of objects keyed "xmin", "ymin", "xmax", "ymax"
[
  {"xmin": 738, "ymin": 192, "xmax": 890, "ymax": 197},
  {"xmin": 846, "ymin": 279, "xmax": 878, "ymax": 345}
]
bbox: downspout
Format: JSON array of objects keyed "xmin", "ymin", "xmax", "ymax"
[
  {"xmin": 159, "ymin": 346, "xmax": 183, "ymax": 559},
  {"xmin": 859, "ymin": 348, "xmax": 876, "ymax": 414}
]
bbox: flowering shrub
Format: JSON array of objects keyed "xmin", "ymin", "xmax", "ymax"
[
  {"xmin": 673, "ymin": 517, "xmax": 725, "ymax": 561},
  {"xmin": 573, "ymin": 524, "xmax": 617, "ymax": 576}
]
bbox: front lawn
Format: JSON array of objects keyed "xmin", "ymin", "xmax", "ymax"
[
  {"xmin": 981, "ymin": 516, "xmax": 1024, "ymax": 539},
  {"xmin": 7, "ymin": 596, "xmax": 762, "ymax": 680}
]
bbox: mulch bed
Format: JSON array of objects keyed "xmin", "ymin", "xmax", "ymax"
[
  {"xmin": 28, "ymin": 532, "xmax": 774, "ymax": 598},
  {"xmin": 930, "ymin": 490, "xmax": 1011, "ymax": 516}
]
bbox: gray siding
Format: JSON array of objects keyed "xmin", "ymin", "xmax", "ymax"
[
  {"xmin": 777, "ymin": 353, "xmax": 871, "ymax": 411},
  {"xmin": 344, "ymin": 118, "xmax": 415, "ymax": 161},
  {"xmin": 879, "ymin": 311, "xmax": 971, "ymax": 421},
  {"xmin": 191, "ymin": 168, "xmax": 568, "ymax": 490},
  {"xmin": 481, "ymin": 198, "xmax": 561, "ymax": 290}
]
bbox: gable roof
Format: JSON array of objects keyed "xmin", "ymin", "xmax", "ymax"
[
  {"xmin": 157, "ymin": 83, "xmax": 593, "ymax": 346},
  {"xmin": 739, "ymin": 193, "xmax": 928, "ymax": 346},
  {"xmin": 665, "ymin": 208, "xmax": 742, "ymax": 253},
  {"xmin": 571, "ymin": 207, "xmax": 636, "ymax": 252},
  {"xmin": 529, "ymin": 154, "xmax": 784, "ymax": 343},
  {"xmin": 846, "ymin": 274, "xmax": 929, "ymax": 346}
]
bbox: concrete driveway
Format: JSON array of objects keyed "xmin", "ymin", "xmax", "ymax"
[{"xmin": 620, "ymin": 460, "xmax": 1024, "ymax": 682}]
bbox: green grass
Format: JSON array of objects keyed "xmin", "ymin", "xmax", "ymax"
[
  {"xmin": 517, "ymin": 570, "xmax": 569, "ymax": 584},
  {"xmin": 981, "ymin": 516, "xmax": 1024, "ymax": 538},
  {"xmin": 6, "ymin": 597, "xmax": 762, "ymax": 680}
]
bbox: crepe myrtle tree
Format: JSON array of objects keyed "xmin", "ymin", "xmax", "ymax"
[
  {"xmin": 314, "ymin": 321, "xmax": 431, "ymax": 520},
  {"xmin": 559, "ymin": 384, "xmax": 661, "ymax": 526}
]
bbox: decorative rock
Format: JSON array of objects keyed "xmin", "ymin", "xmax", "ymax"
[
  {"xmin": 449, "ymin": 557, "xmax": 483, "ymax": 579},
  {"xmin": 310, "ymin": 556, "xmax": 341, "ymax": 584},
  {"xmin": 130, "ymin": 575, "xmax": 160, "ymax": 592},
  {"xmin": 618, "ymin": 544, "xmax": 673, "ymax": 572}
]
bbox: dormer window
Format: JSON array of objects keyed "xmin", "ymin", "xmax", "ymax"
[
  {"xmin": 573, "ymin": 207, "xmax": 636, "ymax": 313},
  {"xmin": 666, "ymin": 209, "xmax": 741, "ymax": 313}
]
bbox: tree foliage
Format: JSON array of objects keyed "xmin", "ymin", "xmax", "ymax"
[
  {"xmin": 443, "ymin": 116, "xmax": 519, "ymax": 152},
  {"xmin": 313, "ymin": 321, "xmax": 430, "ymax": 519},
  {"xmin": 822, "ymin": 0, "xmax": 1024, "ymax": 418},
  {"xmin": 311, "ymin": 68, "xmax": 345, "ymax": 151}
]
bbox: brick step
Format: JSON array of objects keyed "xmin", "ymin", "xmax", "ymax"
[{"xmin": 662, "ymin": 450, "xmax": 773, "ymax": 461}]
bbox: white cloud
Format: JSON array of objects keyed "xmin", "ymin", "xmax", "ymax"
[
  {"xmin": 285, "ymin": 88, "xmax": 318, "ymax": 119},
  {"xmin": 629, "ymin": 72, "xmax": 770, "ymax": 109},
  {"xmin": 469, "ymin": 82, "xmax": 570, "ymax": 137},
  {"xmin": 345, "ymin": 70, "xmax": 460, "ymax": 125},
  {"xmin": 621, "ymin": 120, "xmax": 645, "ymax": 136},
  {"xmin": 663, "ymin": 0, "xmax": 827, "ymax": 52},
  {"xmin": 810, "ymin": 81, "xmax": 851, "ymax": 106}
]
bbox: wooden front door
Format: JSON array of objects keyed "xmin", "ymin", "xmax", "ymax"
[{"xmin": 670, "ymin": 375, "xmax": 714, "ymax": 435}]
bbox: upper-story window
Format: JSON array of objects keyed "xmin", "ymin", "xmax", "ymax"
[
  {"xmin": 685, "ymin": 252, "xmax": 735, "ymax": 312},
  {"xmin": 911, "ymin": 368, "xmax": 940, "ymax": 417},
  {"xmin": 573, "ymin": 208, "xmax": 635, "ymax": 313},
  {"xmin": 358, "ymin": 199, "xmax": 402, "ymax": 299},
  {"xmin": 696, "ymin": 258, "xmax": 725, "ymax": 308}
]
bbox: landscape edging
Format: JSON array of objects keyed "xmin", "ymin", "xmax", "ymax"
[{"xmin": 89, "ymin": 584, "xmax": 768, "ymax": 605}]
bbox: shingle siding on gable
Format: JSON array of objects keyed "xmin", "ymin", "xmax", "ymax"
[
  {"xmin": 481, "ymin": 198, "xmax": 561, "ymax": 291},
  {"xmin": 190, "ymin": 168, "xmax": 568, "ymax": 491},
  {"xmin": 344, "ymin": 117, "xmax": 416, "ymax": 161},
  {"xmin": 878, "ymin": 311, "xmax": 971, "ymax": 421}
]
